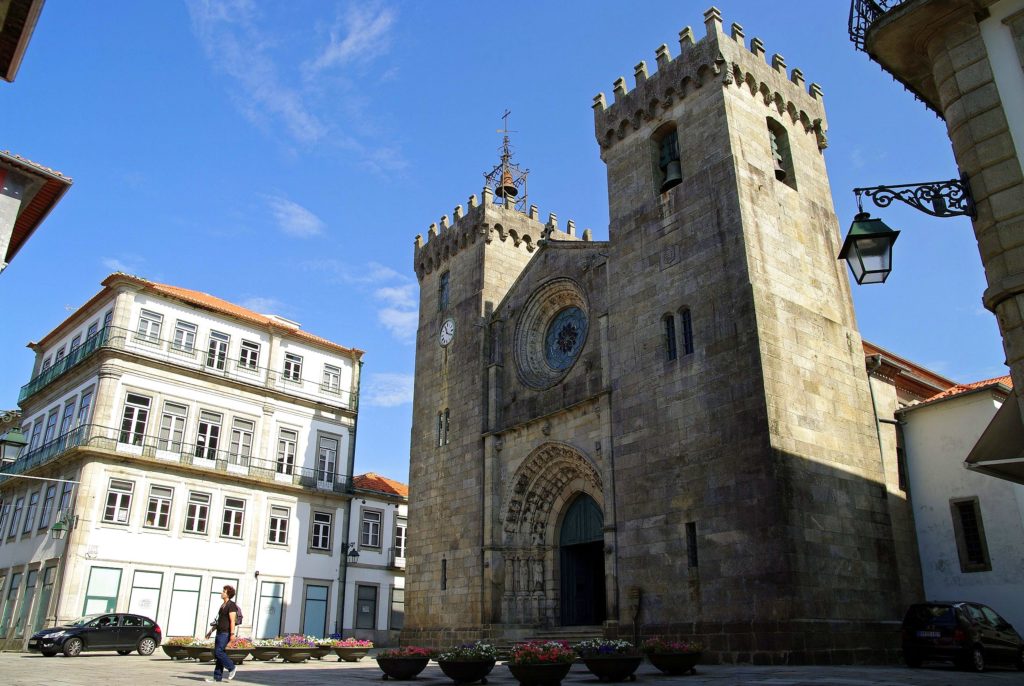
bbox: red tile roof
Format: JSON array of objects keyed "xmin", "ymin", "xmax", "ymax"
[
  {"xmin": 102, "ymin": 273, "xmax": 363, "ymax": 358},
  {"xmin": 923, "ymin": 375, "xmax": 1013, "ymax": 403},
  {"xmin": 2, "ymin": 150, "xmax": 73, "ymax": 266},
  {"xmin": 353, "ymin": 472, "xmax": 408, "ymax": 498}
]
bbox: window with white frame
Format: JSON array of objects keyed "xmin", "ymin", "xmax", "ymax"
[
  {"xmin": 136, "ymin": 309, "xmax": 163, "ymax": 342},
  {"xmin": 221, "ymin": 497, "xmax": 245, "ymax": 538},
  {"xmin": 54, "ymin": 345, "xmax": 66, "ymax": 363},
  {"xmin": 22, "ymin": 491, "xmax": 39, "ymax": 534},
  {"xmin": 145, "ymin": 485, "xmax": 173, "ymax": 529},
  {"xmin": 172, "ymin": 320, "xmax": 197, "ymax": 353},
  {"xmin": 69, "ymin": 334, "xmax": 82, "ymax": 355},
  {"xmin": 29, "ymin": 420, "xmax": 43, "ymax": 451},
  {"xmin": 77, "ymin": 388, "xmax": 94, "ymax": 427},
  {"xmin": 57, "ymin": 480, "xmax": 73, "ymax": 514},
  {"xmin": 58, "ymin": 400, "xmax": 76, "ymax": 436},
  {"xmin": 206, "ymin": 331, "xmax": 229, "ymax": 370},
  {"xmin": 268, "ymin": 505, "xmax": 289, "ymax": 545},
  {"xmin": 283, "ymin": 353, "xmax": 303, "ymax": 382},
  {"xmin": 395, "ymin": 516, "xmax": 407, "ymax": 559},
  {"xmin": 361, "ymin": 510, "xmax": 382, "ymax": 548},
  {"xmin": 103, "ymin": 310, "xmax": 113, "ymax": 330},
  {"xmin": 239, "ymin": 340, "xmax": 260, "ymax": 371},
  {"xmin": 184, "ymin": 491, "xmax": 210, "ymax": 534},
  {"xmin": 229, "ymin": 418, "xmax": 255, "ymax": 464},
  {"xmin": 42, "ymin": 410, "xmax": 59, "ymax": 445},
  {"xmin": 276, "ymin": 429, "xmax": 297, "ymax": 475},
  {"xmin": 103, "ymin": 479, "xmax": 134, "ymax": 525},
  {"xmin": 322, "ymin": 365, "xmax": 342, "ymax": 393},
  {"xmin": 311, "ymin": 511, "xmax": 332, "ymax": 550},
  {"xmin": 86, "ymin": 322, "xmax": 99, "ymax": 340},
  {"xmin": 195, "ymin": 410, "xmax": 222, "ymax": 460},
  {"xmin": 119, "ymin": 393, "xmax": 151, "ymax": 445},
  {"xmin": 0, "ymin": 501, "xmax": 9, "ymax": 537},
  {"xmin": 158, "ymin": 402, "xmax": 188, "ymax": 451},
  {"xmin": 317, "ymin": 435, "xmax": 338, "ymax": 485},
  {"xmin": 38, "ymin": 484, "xmax": 56, "ymax": 531},
  {"xmin": 7, "ymin": 496, "xmax": 24, "ymax": 537},
  {"xmin": 41, "ymin": 356, "xmax": 51, "ymax": 372}
]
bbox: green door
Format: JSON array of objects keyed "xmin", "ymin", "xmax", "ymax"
[{"xmin": 558, "ymin": 494, "xmax": 605, "ymax": 626}]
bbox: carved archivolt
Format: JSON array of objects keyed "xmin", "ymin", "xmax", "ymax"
[{"xmin": 501, "ymin": 441, "xmax": 603, "ymax": 545}]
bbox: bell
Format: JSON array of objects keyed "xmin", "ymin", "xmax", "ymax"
[
  {"xmin": 773, "ymin": 158, "xmax": 787, "ymax": 182},
  {"xmin": 495, "ymin": 168, "xmax": 518, "ymax": 198},
  {"xmin": 660, "ymin": 160, "xmax": 682, "ymax": 193}
]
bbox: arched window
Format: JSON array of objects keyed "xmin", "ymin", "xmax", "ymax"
[
  {"xmin": 766, "ymin": 118, "xmax": 796, "ymax": 189},
  {"xmin": 662, "ymin": 314, "xmax": 677, "ymax": 361},
  {"xmin": 679, "ymin": 308, "xmax": 694, "ymax": 356},
  {"xmin": 652, "ymin": 124, "xmax": 681, "ymax": 194}
]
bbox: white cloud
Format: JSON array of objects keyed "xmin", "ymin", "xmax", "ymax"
[
  {"xmin": 362, "ymin": 372, "xmax": 414, "ymax": 407},
  {"xmin": 304, "ymin": 5, "xmax": 396, "ymax": 75},
  {"xmin": 239, "ymin": 296, "xmax": 287, "ymax": 315},
  {"xmin": 101, "ymin": 255, "xmax": 145, "ymax": 274},
  {"xmin": 375, "ymin": 284, "xmax": 416, "ymax": 308},
  {"xmin": 378, "ymin": 307, "xmax": 417, "ymax": 343},
  {"xmin": 267, "ymin": 196, "xmax": 325, "ymax": 237},
  {"xmin": 302, "ymin": 259, "xmax": 404, "ymax": 285}
]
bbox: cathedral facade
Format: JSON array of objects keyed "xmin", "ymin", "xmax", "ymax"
[{"xmin": 403, "ymin": 8, "xmax": 916, "ymax": 663}]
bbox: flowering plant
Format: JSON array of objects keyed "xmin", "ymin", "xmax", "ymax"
[
  {"xmin": 641, "ymin": 638, "xmax": 701, "ymax": 654},
  {"xmin": 165, "ymin": 636, "xmax": 195, "ymax": 647},
  {"xmin": 573, "ymin": 639, "xmax": 637, "ymax": 657},
  {"xmin": 508, "ymin": 641, "xmax": 576, "ymax": 665},
  {"xmin": 280, "ymin": 634, "xmax": 318, "ymax": 647},
  {"xmin": 437, "ymin": 642, "xmax": 497, "ymax": 661},
  {"xmin": 377, "ymin": 646, "xmax": 437, "ymax": 659},
  {"xmin": 252, "ymin": 638, "xmax": 283, "ymax": 647},
  {"xmin": 329, "ymin": 638, "xmax": 374, "ymax": 648},
  {"xmin": 226, "ymin": 636, "xmax": 254, "ymax": 649}
]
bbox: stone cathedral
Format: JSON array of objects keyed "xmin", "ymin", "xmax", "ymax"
[{"xmin": 404, "ymin": 8, "xmax": 914, "ymax": 663}]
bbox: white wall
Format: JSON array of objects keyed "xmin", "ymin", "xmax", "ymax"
[
  {"xmin": 981, "ymin": 1, "xmax": 1024, "ymax": 171},
  {"xmin": 341, "ymin": 496, "xmax": 407, "ymax": 642},
  {"xmin": 902, "ymin": 390, "xmax": 1024, "ymax": 628}
]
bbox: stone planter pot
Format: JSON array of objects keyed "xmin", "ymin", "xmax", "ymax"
[
  {"xmin": 580, "ymin": 655, "xmax": 642, "ymax": 682},
  {"xmin": 646, "ymin": 651, "xmax": 701, "ymax": 675},
  {"xmin": 507, "ymin": 661, "xmax": 574, "ymax": 686},
  {"xmin": 438, "ymin": 658, "xmax": 497, "ymax": 684},
  {"xmin": 224, "ymin": 648, "xmax": 250, "ymax": 663},
  {"xmin": 277, "ymin": 646, "xmax": 313, "ymax": 663},
  {"xmin": 184, "ymin": 646, "xmax": 215, "ymax": 663},
  {"xmin": 310, "ymin": 645, "xmax": 332, "ymax": 660},
  {"xmin": 334, "ymin": 646, "xmax": 371, "ymax": 662},
  {"xmin": 250, "ymin": 647, "xmax": 281, "ymax": 661},
  {"xmin": 376, "ymin": 656, "xmax": 430, "ymax": 680},
  {"xmin": 161, "ymin": 644, "xmax": 188, "ymax": 660}
]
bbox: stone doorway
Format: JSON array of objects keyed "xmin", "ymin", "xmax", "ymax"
[{"xmin": 558, "ymin": 494, "xmax": 605, "ymax": 626}]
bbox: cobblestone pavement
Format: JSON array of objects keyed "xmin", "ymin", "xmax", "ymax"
[{"xmin": 0, "ymin": 652, "xmax": 1021, "ymax": 686}]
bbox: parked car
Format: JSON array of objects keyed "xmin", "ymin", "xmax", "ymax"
[
  {"xmin": 902, "ymin": 601, "xmax": 1024, "ymax": 671},
  {"xmin": 28, "ymin": 612, "xmax": 162, "ymax": 657}
]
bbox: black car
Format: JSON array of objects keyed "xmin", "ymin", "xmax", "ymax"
[
  {"xmin": 902, "ymin": 601, "xmax": 1024, "ymax": 671},
  {"xmin": 28, "ymin": 612, "xmax": 162, "ymax": 657}
]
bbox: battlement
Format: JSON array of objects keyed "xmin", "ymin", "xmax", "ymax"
[
  {"xmin": 412, "ymin": 186, "xmax": 591, "ymax": 282},
  {"xmin": 593, "ymin": 6, "xmax": 829, "ymax": 154}
]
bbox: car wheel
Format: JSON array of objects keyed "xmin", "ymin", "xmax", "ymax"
[
  {"xmin": 137, "ymin": 637, "xmax": 157, "ymax": 656},
  {"xmin": 63, "ymin": 638, "xmax": 83, "ymax": 657},
  {"xmin": 903, "ymin": 651, "xmax": 922, "ymax": 668},
  {"xmin": 967, "ymin": 646, "xmax": 985, "ymax": 672},
  {"xmin": 117, "ymin": 650, "xmax": 132, "ymax": 655},
  {"xmin": 41, "ymin": 651, "xmax": 58, "ymax": 657}
]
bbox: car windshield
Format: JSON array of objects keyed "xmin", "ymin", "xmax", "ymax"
[{"xmin": 66, "ymin": 614, "xmax": 104, "ymax": 627}]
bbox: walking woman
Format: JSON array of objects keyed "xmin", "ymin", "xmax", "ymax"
[{"xmin": 207, "ymin": 585, "xmax": 239, "ymax": 682}]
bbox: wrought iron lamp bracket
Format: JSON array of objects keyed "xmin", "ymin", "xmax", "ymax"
[{"xmin": 853, "ymin": 174, "xmax": 976, "ymax": 220}]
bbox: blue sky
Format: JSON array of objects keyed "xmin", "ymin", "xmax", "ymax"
[{"xmin": 1, "ymin": 1, "xmax": 1007, "ymax": 482}]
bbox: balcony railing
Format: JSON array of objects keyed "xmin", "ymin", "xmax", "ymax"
[
  {"xmin": 388, "ymin": 546, "xmax": 407, "ymax": 570},
  {"xmin": 19, "ymin": 325, "xmax": 358, "ymax": 410},
  {"xmin": 0, "ymin": 423, "xmax": 351, "ymax": 495},
  {"xmin": 849, "ymin": 1, "xmax": 906, "ymax": 50}
]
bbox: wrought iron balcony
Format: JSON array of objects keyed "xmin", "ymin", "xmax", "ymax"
[
  {"xmin": 0, "ymin": 423, "xmax": 352, "ymax": 495},
  {"xmin": 19, "ymin": 325, "xmax": 358, "ymax": 410},
  {"xmin": 849, "ymin": 1, "xmax": 907, "ymax": 50},
  {"xmin": 388, "ymin": 546, "xmax": 407, "ymax": 570}
]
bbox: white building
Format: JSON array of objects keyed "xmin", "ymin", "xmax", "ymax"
[
  {"xmin": 343, "ymin": 473, "xmax": 407, "ymax": 645},
  {"xmin": 898, "ymin": 375, "xmax": 1024, "ymax": 629},
  {"xmin": 0, "ymin": 272, "xmax": 366, "ymax": 649}
]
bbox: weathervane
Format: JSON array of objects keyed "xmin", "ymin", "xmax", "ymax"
[{"xmin": 484, "ymin": 110, "xmax": 529, "ymax": 211}]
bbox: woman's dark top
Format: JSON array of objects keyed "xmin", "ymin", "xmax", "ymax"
[{"xmin": 216, "ymin": 600, "xmax": 239, "ymax": 633}]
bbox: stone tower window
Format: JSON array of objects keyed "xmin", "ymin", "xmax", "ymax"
[
  {"xmin": 663, "ymin": 314, "xmax": 677, "ymax": 361},
  {"xmin": 767, "ymin": 118, "xmax": 796, "ymax": 189},
  {"xmin": 652, "ymin": 124, "xmax": 682, "ymax": 194},
  {"xmin": 679, "ymin": 307, "xmax": 694, "ymax": 356},
  {"xmin": 437, "ymin": 408, "xmax": 450, "ymax": 447},
  {"xmin": 438, "ymin": 271, "xmax": 450, "ymax": 312},
  {"xmin": 685, "ymin": 521, "xmax": 698, "ymax": 568}
]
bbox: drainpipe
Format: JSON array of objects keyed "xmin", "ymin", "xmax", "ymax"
[
  {"xmin": 866, "ymin": 354, "xmax": 885, "ymax": 457},
  {"xmin": 336, "ymin": 360, "xmax": 361, "ymax": 635}
]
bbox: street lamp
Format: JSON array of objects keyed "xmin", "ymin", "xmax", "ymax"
[
  {"xmin": 838, "ymin": 212, "xmax": 899, "ymax": 285},
  {"xmin": 50, "ymin": 510, "xmax": 78, "ymax": 540},
  {"xmin": 0, "ymin": 427, "xmax": 28, "ymax": 465}
]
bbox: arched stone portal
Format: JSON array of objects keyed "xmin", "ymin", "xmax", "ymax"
[
  {"xmin": 499, "ymin": 442, "xmax": 603, "ymax": 626},
  {"xmin": 559, "ymin": 494, "xmax": 606, "ymax": 626}
]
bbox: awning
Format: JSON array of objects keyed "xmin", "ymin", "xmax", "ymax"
[{"xmin": 964, "ymin": 391, "xmax": 1024, "ymax": 485}]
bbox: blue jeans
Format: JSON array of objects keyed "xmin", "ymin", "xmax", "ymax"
[{"xmin": 213, "ymin": 631, "xmax": 235, "ymax": 681}]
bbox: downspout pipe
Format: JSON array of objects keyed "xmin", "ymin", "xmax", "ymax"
[
  {"xmin": 866, "ymin": 354, "xmax": 886, "ymax": 457},
  {"xmin": 336, "ymin": 359, "xmax": 362, "ymax": 635}
]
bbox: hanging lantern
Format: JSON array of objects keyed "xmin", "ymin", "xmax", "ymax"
[{"xmin": 838, "ymin": 212, "xmax": 900, "ymax": 285}]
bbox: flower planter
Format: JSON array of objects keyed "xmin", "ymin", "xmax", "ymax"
[
  {"xmin": 250, "ymin": 647, "xmax": 281, "ymax": 661},
  {"xmin": 310, "ymin": 645, "xmax": 332, "ymax": 660},
  {"xmin": 277, "ymin": 646, "xmax": 313, "ymax": 663},
  {"xmin": 161, "ymin": 645, "xmax": 188, "ymax": 660},
  {"xmin": 184, "ymin": 646, "xmax": 215, "ymax": 663},
  {"xmin": 335, "ymin": 646, "xmax": 371, "ymax": 662},
  {"xmin": 377, "ymin": 656, "xmax": 431, "ymax": 680},
  {"xmin": 580, "ymin": 655, "xmax": 642, "ymax": 682},
  {"xmin": 224, "ymin": 648, "xmax": 250, "ymax": 663},
  {"xmin": 438, "ymin": 658, "xmax": 497, "ymax": 684},
  {"xmin": 646, "ymin": 651, "xmax": 701, "ymax": 675},
  {"xmin": 507, "ymin": 661, "xmax": 574, "ymax": 686}
]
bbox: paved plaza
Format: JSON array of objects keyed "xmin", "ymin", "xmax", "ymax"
[{"xmin": 0, "ymin": 652, "xmax": 1020, "ymax": 686}]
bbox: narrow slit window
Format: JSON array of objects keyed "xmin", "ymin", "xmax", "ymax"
[
  {"xmin": 680, "ymin": 308, "xmax": 694, "ymax": 356},
  {"xmin": 438, "ymin": 271, "xmax": 450, "ymax": 312},
  {"xmin": 441, "ymin": 558, "xmax": 447, "ymax": 591},
  {"xmin": 663, "ymin": 314, "xmax": 677, "ymax": 361},
  {"xmin": 685, "ymin": 521, "xmax": 698, "ymax": 568},
  {"xmin": 767, "ymin": 117, "xmax": 796, "ymax": 189}
]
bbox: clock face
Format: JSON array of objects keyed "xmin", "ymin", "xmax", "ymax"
[{"xmin": 439, "ymin": 318, "xmax": 456, "ymax": 347}]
